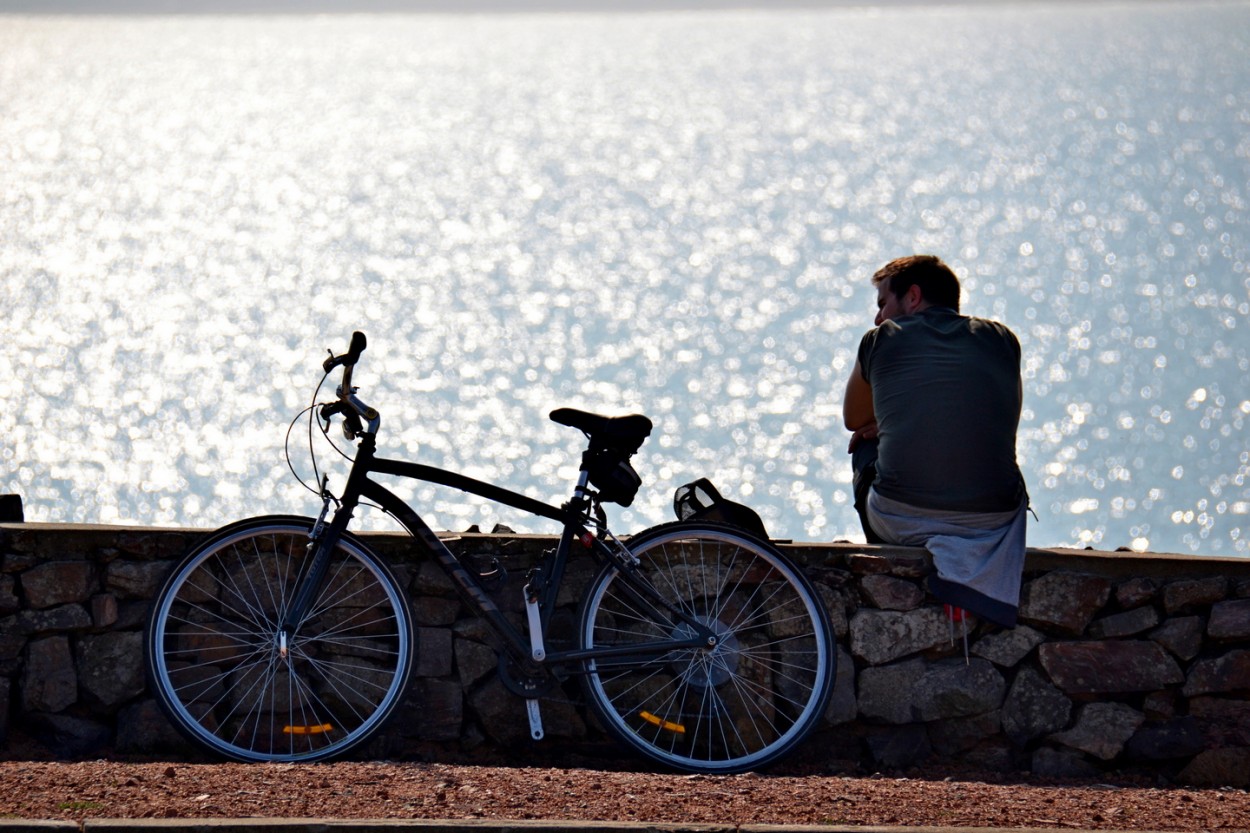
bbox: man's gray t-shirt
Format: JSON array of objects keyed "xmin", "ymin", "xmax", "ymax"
[{"xmin": 857, "ymin": 306, "xmax": 1024, "ymax": 513}]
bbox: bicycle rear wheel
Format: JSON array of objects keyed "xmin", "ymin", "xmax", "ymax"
[
  {"xmin": 145, "ymin": 515, "xmax": 414, "ymax": 762},
  {"xmin": 578, "ymin": 522, "xmax": 834, "ymax": 773}
]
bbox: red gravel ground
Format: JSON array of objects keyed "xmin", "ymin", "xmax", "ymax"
[{"xmin": 0, "ymin": 759, "xmax": 1247, "ymax": 830}]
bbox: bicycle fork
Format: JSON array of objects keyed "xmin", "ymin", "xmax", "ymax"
[{"xmin": 280, "ymin": 487, "xmax": 342, "ymax": 648}]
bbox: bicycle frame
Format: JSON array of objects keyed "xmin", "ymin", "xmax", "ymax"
[{"xmin": 282, "ymin": 429, "xmax": 716, "ymax": 679}]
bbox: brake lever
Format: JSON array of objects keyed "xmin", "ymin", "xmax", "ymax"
[{"xmin": 319, "ymin": 401, "xmax": 345, "ymax": 425}]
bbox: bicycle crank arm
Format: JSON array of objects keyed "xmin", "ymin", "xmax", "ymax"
[
  {"xmin": 524, "ymin": 588, "xmax": 546, "ymax": 661},
  {"xmin": 526, "ymin": 699, "xmax": 544, "ymax": 740}
]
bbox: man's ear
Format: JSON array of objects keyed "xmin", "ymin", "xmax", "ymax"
[{"xmin": 903, "ymin": 283, "xmax": 924, "ymax": 313}]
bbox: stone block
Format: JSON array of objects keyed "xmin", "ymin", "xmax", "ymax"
[
  {"xmin": 1163, "ymin": 576, "xmax": 1228, "ymax": 614},
  {"xmin": 1149, "ymin": 615, "xmax": 1204, "ymax": 661},
  {"xmin": 887, "ymin": 554, "xmax": 931, "ymax": 579},
  {"xmin": 0, "ymin": 630, "xmax": 25, "ymax": 664},
  {"xmin": 0, "ymin": 677, "xmax": 8, "ymax": 743},
  {"xmin": 21, "ymin": 636, "xmax": 77, "ymax": 713},
  {"xmin": 1018, "ymin": 571, "xmax": 1111, "ymax": 636},
  {"xmin": 864, "ymin": 723, "xmax": 932, "ymax": 769},
  {"xmin": 857, "ymin": 658, "xmax": 927, "ymax": 725},
  {"xmin": 415, "ymin": 560, "xmax": 458, "ymax": 595},
  {"xmin": 415, "ymin": 627, "xmax": 453, "ymax": 677},
  {"xmin": 116, "ymin": 532, "xmax": 187, "ymax": 560},
  {"xmin": 27, "ymin": 713, "xmax": 112, "ymax": 757},
  {"xmin": 0, "ymin": 574, "xmax": 18, "ymax": 615},
  {"xmin": 958, "ymin": 739, "xmax": 1014, "ymax": 772},
  {"xmin": 817, "ymin": 585, "xmax": 850, "ymax": 639},
  {"xmin": 847, "ymin": 553, "xmax": 892, "ymax": 575},
  {"xmin": 1002, "ymin": 665, "xmax": 1072, "ymax": 746},
  {"xmin": 1142, "ymin": 690, "xmax": 1177, "ymax": 720},
  {"xmin": 20, "ymin": 561, "xmax": 95, "ymax": 609},
  {"xmin": 1189, "ymin": 697, "xmax": 1250, "ymax": 747},
  {"xmin": 849, "ymin": 606, "xmax": 950, "ymax": 666},
  {"xmin": 454, "ymin": 637, "xmax": 498, "ymax": 689},
  {"xmin": 75, "ymin": 631, "xmax": 146, "ymax": 707},
  {"xmin": 555, "ymin": 561, "xmax": 598, "ymax": 608},
  {"xmin": 399, "ymin": 678, "xmax": 464, "ymax": 742},
  {"xmin": 860, "ymin": 574, "xmax": 924, "ymax": 611},
  {"xmin": 1087, "ymin": 606, "xmax": 1160, "ymax": 639},
  {"xmin": 1050, "ymin": 702, "xmax": 1144, "ymax": 760},
  {"xmin": 911, "ymin": 659, "xmax": 1006, "ymax": 722},
  {"xmin": 413, "ymin": 596, "xmax": 461, "ymax": 626},
  {"xmin": 467, "ymin": 677, "xmax": 528, "ymax": 746},
  {"xmin": 1183, "ymin": 649, "xmax": 1250, "ymax": 697},
  {"xmin": 452, "ymin": 616, "xmax": 497, "ymax": 644},
  {"xmin": 1115, "ymin": 576, "xmax": 1159, "ymax": 609},
  {"xmin": 1177, "ymin": 747, "xmax": 1250, "ymax": 789},
  {"xmin": 971, "ymin": 624, "xmax": 1046, "ymax": 668},
  {"xmin": 114, "ymin": 699, "xmax": 188, "ymax": 753},
  {"xmin": 90, "ymin": 593, "xmax": 118, "ymax": 629},
  {"xmin": 104, "ymin": 560, "xmax": 170, "ymax": 599},
  {"xmin": 927, "ymin": 709, "xmax": 1001, "ymax": 756},
  {"xmin": 1125, "ymin": 716, "xmax": 1207, "ymax": 761},
  {"xmin": 1208, "ymin": 599, "xmax": 1250, "ymax": 640},
  {"xmin": 1038, "ymin": 640, "xmax": 1183, "ymax": 694},
  {"xmin": 115, "ymin": 600, "xmax": 150, "ymax": 630},
  {"xmin": 824, "ymin": 645, "xmax": 858, "ymax": 726},
  {"xmin": 1031, "ymin": 746, "xmax": 1099, "ymax": 778},
  {"xmin": 13, "ymin": 604, "xmax": 92, "ymax": 635}
]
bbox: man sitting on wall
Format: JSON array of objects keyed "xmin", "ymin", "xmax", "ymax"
[{"xmin": 843, "ymin": 254, "xmax": 1029, "ymax": 627}]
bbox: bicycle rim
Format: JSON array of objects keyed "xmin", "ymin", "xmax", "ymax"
[
  {"xmin": 579, "ymin": 523, "xmax": 833, "ymax": 773},
  {"xmin": 146, "ymin": 518, "xmax": 414, "ymax": 762}
]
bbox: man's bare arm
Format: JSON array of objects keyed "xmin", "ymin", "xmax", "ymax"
[{"xmin": 843, "ymin": 359, "xmax": 875, "ymax": 431}]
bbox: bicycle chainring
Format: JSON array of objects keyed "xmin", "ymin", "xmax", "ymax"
[{"xmin": 498, "ymin": 655, "xmax": 563, "ymax": 699}]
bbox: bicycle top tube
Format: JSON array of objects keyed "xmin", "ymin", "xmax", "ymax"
[{"xmin": 368, "ymin": 456, "xmax": 575, "ymax": 528}]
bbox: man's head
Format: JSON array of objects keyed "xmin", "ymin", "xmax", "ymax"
[{"xmin": 871, "ymin": 255, "xmax": 961, "ymax": 325}]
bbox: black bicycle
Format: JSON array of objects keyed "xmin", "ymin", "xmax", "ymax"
[{"xmin": 145, "ymin": 332, "xmax": 834, "ymax": 773}]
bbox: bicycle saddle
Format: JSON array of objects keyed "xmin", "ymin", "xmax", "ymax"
[{"xmin": 550, "ymin": 408, "xmax": 653, "ymax": 452}]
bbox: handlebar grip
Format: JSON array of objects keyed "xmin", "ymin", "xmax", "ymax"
[{"xmin": 322, "ymin": 331, "xmax": 368, "ymax": 373}]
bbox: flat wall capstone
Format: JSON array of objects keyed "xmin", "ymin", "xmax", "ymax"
[{"xmin": 2, "ymin": 522, "xmax": 1249, "ymax": 787}]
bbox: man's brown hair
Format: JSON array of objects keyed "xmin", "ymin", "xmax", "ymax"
[{"xmin": 872, "ymin": 255, "xmax": 961, "ymax": 312}]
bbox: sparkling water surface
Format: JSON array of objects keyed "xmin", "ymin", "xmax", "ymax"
[{"xmin": 2, "ymin": 3, "xmax": 1249, "ymax": 554}]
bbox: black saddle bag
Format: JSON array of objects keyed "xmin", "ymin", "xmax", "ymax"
[
  {"xmin": 673, "ymin": 477, "xmax": 769, "ymax": 540},
  {"xmin": 587, "ymin": 448, "xmax": 643, "ymax": 507}
]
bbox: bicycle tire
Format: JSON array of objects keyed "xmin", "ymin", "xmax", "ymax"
[
  {"xmin": 144, "ymin": 515, "xmax": 414, "ymax": 763},
  {"xmin": 578, "ymin": 521, "xmax": 834, "ymax": 774}
]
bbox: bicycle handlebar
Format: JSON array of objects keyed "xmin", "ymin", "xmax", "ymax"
[
  {"xmin": 321, "ymin": 331, "xmax": 379, "ymax": 438},
  {"xmin": 323, "ymin": 330, "xmax": 367, "ymax": 373}
]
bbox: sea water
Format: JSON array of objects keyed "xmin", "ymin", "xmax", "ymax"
[{"xmin": 2, "ymin": 3, "xmax": 1248, "ymax": 555}]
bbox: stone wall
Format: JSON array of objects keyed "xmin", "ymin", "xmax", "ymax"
[{"xmin": 2, "ymin": 522, "xmax": 1249, "ymax": 786}]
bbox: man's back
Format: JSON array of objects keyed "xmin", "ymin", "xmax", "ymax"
[{"xmin": 858, "ymin": 306, "xmax": 1023, "ymax": 513}]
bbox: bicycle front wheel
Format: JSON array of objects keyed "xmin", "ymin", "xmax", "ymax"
[
  {"xmin": 578, "ymin": 522, "xmax": 834, "ymax": 773},
  {"xmin": 145, "ymin": 516, "xmax": 414, "ymax": 762}
]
